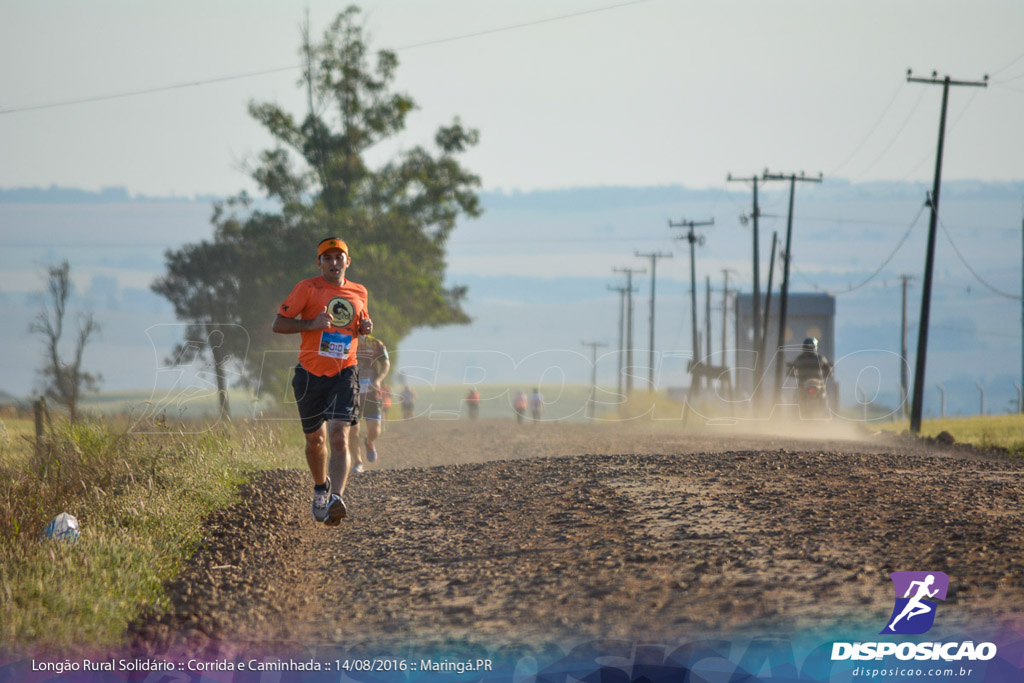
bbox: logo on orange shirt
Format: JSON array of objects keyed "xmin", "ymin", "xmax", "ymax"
[{"xmin": 328, "ymin": 297, "xmax": 355, "ymax": 327}]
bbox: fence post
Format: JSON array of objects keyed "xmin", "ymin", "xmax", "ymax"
[{"xmin": 34, "ymin": 397, "xmax": 47, "ymax": 456}]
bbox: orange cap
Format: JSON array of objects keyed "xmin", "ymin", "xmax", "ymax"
[{"xmin": 317, "ymin": 238, "xmax": 349, "ymax": 257}]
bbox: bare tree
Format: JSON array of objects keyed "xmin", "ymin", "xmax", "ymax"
[{"xmin": 30, "ymin": 261, "xmax": 101, "ymax": 422}]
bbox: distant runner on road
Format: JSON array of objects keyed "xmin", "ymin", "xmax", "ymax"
[
  {"xmin": 513, "ymin": 390, "xmax": 528, "ymax": 423},
  {"xmin": 400, "ymin": 385, "xmax": 417, "ymax": 420},
  {"xmin": 272, "ymin": 237, "xmax": 372, "ymax": 526},
  {"xmin": 530, "ymin": 388, "xmax": 544, "ymax": 422},
  {"xmin": 465, "ymin": 387, "xmax": 481, "ymax": 420},
  {"xmin": 351, "ymin": 334, "xmax": 390, "ymax": 473}
]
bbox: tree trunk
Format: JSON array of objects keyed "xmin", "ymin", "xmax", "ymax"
[{"xmin": 211, "ymin": 343, "xmax": 230, "ymax": 419}]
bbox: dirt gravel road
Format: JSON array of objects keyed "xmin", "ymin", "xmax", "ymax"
[{"xmin": 128, "ymin": 419, "xmax": 1024, "ymax": 657}]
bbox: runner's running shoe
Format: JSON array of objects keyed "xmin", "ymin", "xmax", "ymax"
[
  {"xmin": 351, "ymin": 463, "xmax": 365, "ymax": 474},
  {"xmin": 365, "ymin": 439, "xmax": 377, "ymax": 462},
  {"xmin": 312, "ymin": 476, "xmax": 332, "ymax": 523},
  {"xmin": 324, "ymin": 493, "xmax": 348, "ymax": 526}
]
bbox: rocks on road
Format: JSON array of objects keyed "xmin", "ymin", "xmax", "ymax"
[{"xmin": 128, "ymin": 420, "xmax": 1024, "ymax": 655}]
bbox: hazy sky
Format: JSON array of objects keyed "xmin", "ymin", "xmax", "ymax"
[{"xmin": 2, "ymin": 0, "xmax": 1023, "ymax": 197}]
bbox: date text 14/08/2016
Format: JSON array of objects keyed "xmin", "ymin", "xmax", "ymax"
[{"xmin": 339, "ymin": 659, "xmax": 494, "ymax": 674}]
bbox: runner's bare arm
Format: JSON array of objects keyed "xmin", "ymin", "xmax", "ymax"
[
  {"xmin": 273, "ymin": 306, "xmax": 332, "ymax": 334},
  {"xmin": 373, "ymin": 356, "xmax": 391, "ymax": 389}
]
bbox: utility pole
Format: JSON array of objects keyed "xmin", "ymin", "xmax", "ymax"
[
  {"xmin": 762, "ymin": 170, "xmax": 823, "ymax": 403},
  {"xmin": 721, "ymin": 269, "xmax": 736, "ymax": 393},
  {"xmin": 907, "ymin": 69, "xmax": 988, "ymax": 433},
  {"xmin": 720, "ymin": 269, "xmax": 735, "ymax": 359},
  {"xmin": 581, "ymin": 341, "xmax": 608, "ymax": 420},
  {"xmin": 302, "ymin": 11, "xmax": 329, "ymax": 192},
  {"xmin": 607, "ymin": 283, "xmax": 630, "ymax": 398},
  {"xmin": 757, "ymin": 232, "xmax": 779, "ymax": 408},
  {"xmin": 898, "ymin": 274, "xmax": 916, "ymax": 419},
  {"xmin": 669, "ymin": 218, "xmax": 714, "ymax": 379},
  {"xmin": 636, "ymin": 250, "xmax": 673, "ymax": 392},
  {"xmin": 728, "ymin": 173, "xmax": 764, "ymax": 357},
  {"xmin": 613, "ymin": 267, "xmax": 645, "ymax": 395},
  {"xmin": 705, "ymin": 275, "xmax": 712, "ymax": 370}
]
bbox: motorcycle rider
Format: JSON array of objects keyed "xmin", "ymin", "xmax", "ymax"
[
  {"xmin": 787, "ymin": 337, "xmax": 833, "ymax": 409},
  {"xmin": 788, "ymin": 337, "xmax": 833, "ymax": 382}
]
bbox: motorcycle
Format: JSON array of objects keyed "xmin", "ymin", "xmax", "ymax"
[
  {"xmin": 787, "ymin": 361, "xmax": 829, "ymax": 418},
  {"xmin": 797, "ymin": 377, "xmax": 828, "ymax": 418}
]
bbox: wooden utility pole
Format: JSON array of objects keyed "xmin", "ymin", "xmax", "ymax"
[
  {"xmin": 613, "ymin": 267, "xmax": 646, "ymax": 395},
  {"xmin": 607, "ymin": 284, "xmax": 630, "ymax": 398},
  {"xmin": 760, "ymin": 233, "xmax": 779, "ymax": 376},
  {"xmin": 669, "ymin": 218, "xmax": 714, "ymax": 378},
  {"xmin": 907, "ymin": 70, "xmax": 988, "ymax": 433},
  {"xmin": 581, "ymin": 341, "xmax": 608, "ymax": 420},
  {"xmin": 704, "ymin": 275, "xmax": 712, "ymax": 379},
  {"xmin": 898, "ymin": 274, "xmax": 916, "ymax": 418},
  {"xmin": 720, "ymin": 269, "xmax": 733, "ymax": 358},
  {"xmin": 727, "ymin": 173, "xmax": 764, "ymax": 357},
  {"xmin": 721, "ymin": 269, "xmax": 736, "ymax": 392},
  {"xmin": 636, "ymin": 250, "xmax": 672, "ymax": 392},
  {"xmin": 762, "ymin": 171, "xmax": 823, "ymax": 403}
]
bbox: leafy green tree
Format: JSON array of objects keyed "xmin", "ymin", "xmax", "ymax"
[
  {"xmin": 155, "ymin": 6, "xmax": 481, "ymax": 393},
  {"xmin": 151, "ymin": 238, "xmax": 240, "ymax": 418},
  {"xmin": 30, "ymin": 261, "xmax": 101, "ymax": 422}
]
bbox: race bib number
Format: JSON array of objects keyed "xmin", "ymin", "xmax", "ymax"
[{"xmin": 318, "ymin": 331, "xmax": 353, "ymax": 360}]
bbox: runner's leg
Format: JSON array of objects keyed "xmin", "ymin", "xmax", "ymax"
[
  {"xmin": 304, "ymin": 424, "xmax": 329, "ymax": 487},
  {"xmin": 327, "ymin": 420, "xmax": 352, "ymax": 496}
]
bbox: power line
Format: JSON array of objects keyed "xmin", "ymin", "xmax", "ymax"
[
  {"xmin": 800, "ymin": 201, "xmax": 927, "ymax": 295},
  {"xmin": 0, "ymin": 0, "xmax": 656, "ymax": 116},
  {"xmin": 395, "ymin": 0, "xmax": 656, "ymax": 51},
  {"xmin": 828, "ymin": 80, "xmax": 906, "ymax": 177},
  {"xmin": 899, "ymin": 86, "xmax": 984, "ymax": 181},
  {"xmin": 992, "ymin": 82, "xmax": 1024, "ymax": 97},
  {"xmin": 0, "ymin": 66, "xmax": 301, "ymax": 115},
  {"xmin": 990, "ymin": 47, "xmax": 1024, "ymax": 77},
  {"xmin": 991, "ymin": 69, "xmax": 1024, "ymax": 85},
  {"xmin": 849, "ymin": 87, "xmax": 927, "ymax": 181},
  {"xmin": 938, "ymin": 215, "xmax": 1022, "ymax": 300}
]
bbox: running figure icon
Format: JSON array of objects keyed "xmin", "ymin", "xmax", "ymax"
[
  {"xmin": 881, "ymin": 571, "xmax": 949, "ymax": 635},
  {"xmin": 888, "ymin": 574, "xmax": 938, "ymax": 631}
]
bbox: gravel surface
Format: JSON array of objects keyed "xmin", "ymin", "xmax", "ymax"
[{"xmin": 126, "ymin": 419, "xmax": 1024, "ymax": 656}]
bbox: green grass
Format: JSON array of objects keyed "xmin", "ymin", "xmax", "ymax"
[
  {"xmin": 879, "ymin": 413, "xmax": 1024, "ymax": 453},
  {"xmin": 79, "ymin": 388, "xmax": 275, "ymax": 420},
  {"xmin": 0, "ymin": 416, "xmax": 298, "ymax": 653}
]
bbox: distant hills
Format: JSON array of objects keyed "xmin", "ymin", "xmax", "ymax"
[
  {"xmin": 3, "ymin": 179, "xmax": 1023, "ymax": 206},
  {"xmin": 1, "ymin": 179, "xmax": 1022, "ymax": 418},
  {"xmin": 0, "ymin": 185, "xmax": 221, "ymax": 204}
]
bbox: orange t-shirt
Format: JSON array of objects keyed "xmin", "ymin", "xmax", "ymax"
[{"xmin": 277, "ymin": 276, "xmax": 370, "ymax": 377}]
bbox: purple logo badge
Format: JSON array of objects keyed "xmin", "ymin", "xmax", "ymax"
[{"xmin": 881, "ymin": 571, "xmax": 949, "ymax": 635}]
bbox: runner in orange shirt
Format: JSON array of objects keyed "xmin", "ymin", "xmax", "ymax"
[{"xmin": 272, "ymin": 237, "xmax": 372, "ymax": 526}]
